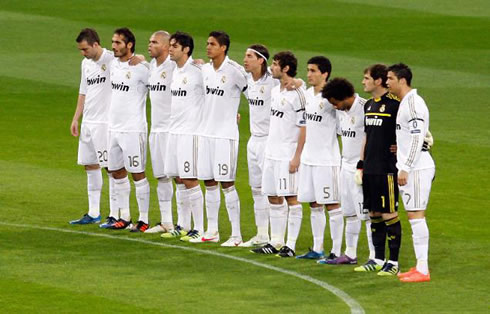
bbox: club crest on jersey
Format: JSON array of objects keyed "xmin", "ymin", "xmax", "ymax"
[
  {"xmin": 351, "ymin": 117, "xmax": 355, "ymax": 124},
  {"xmin": 367, "ymin": 105, "xmax": 372, "ymax": 111},
  {"xmin": 126, "ymin": 72, "xmax": 131, "ymax": 79},
  {"xmin": 182, "ymin": 77, "xmax": 187, "ymax": 84},
  {"xmin": 221, "ymin": 75, "xmax": 226, "ymax": 83},
  {"xmin": 281, "ymin": 98, "xmax": 286, "ymax": 106},
  {"xmin": 161, "ymin": 71, "xmax": 167, "ymax": 79},
  {"xmin": 380, "ymin": 104, "xmax": 386, "ymax": 112},
  {"xmin": 101, "ymin": 64, "xmax": 107, "ymax": 71},
  {"xmin": 319, "ymin": 101, "xmax": 325, "ymax": 110},
  {"xmin": 260, "ymin": 86, "xmax": 265, "ymax": 94}
]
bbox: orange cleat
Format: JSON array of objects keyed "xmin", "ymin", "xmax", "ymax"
[
  {"xmin": 399, "ymin": 270, "xmax": 430, "ymax": 282},
  {"xmin": 398, "ymin": 267, "xmax": 417, "ymax": 278}
]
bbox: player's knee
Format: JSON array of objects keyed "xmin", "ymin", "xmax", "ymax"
[
  {"xmin": 111, "ymin": 168, "xmax": 127, "ymax": 179},
  {"xmin": 85, "ymin": 164, "xmax": 100, "ymax": 171},
  {"xmin": 407, "ymin": 210, "xmax": 425, "ymax": 220},
  {"xmin": 132, "ymin": 172, "xmax": 146, "ymax": 181}
]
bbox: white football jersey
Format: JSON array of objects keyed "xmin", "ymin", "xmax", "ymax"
[
  {"xmin": 396, "ymin": 89, "xmax": 435, "ymax": 172},
  {"xmin": 148, "ymin": 56, "xmax": 175, "ymax": 132},
  {"xmin": 301, "ymin": 87, "xmax": 341, "ymax": 166},
  {"xmin": 200, "ymin": 56, "xmax": 248, "ymax": 140},
  {"xmin": 245, "ymin": 72, "xmax": 279, "ymax": 137},
  {"xmin": 337, "ymin": 94, "xmax": 366, "ymax": 171},
  {"xmin": 79, "ymin": 48, "xmax": 114, "ymax": 124},
  {"xmin": 265, "ymin": 85, "xmax": 306, "ymax": 161},
  {"xmin": 168, "ymin": 57, "xmax": 204, "ymax": 135},
  {"xmin": 109, "ymin": 59, "xmax": 149, "ymax": 132}
]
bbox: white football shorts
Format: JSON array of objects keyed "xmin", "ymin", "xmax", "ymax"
[
  {"xmin": 108, "ymin": 131, "xmax": 147, "ymax": 173},
  {"xmin": 197, "ymin": 136, "xmax": 238, "ymax": 182},
  {"xmin": 340, "ymin": 167, "xmax": 367, "ymax": 220},
  {"xmin": 149, "ymin": 131, "xmax": 169, "ymax": 178},
  {"xmin": 247, "ymin": 135, "xmax": 267, "ymax": 188},
  {"xmin": 262, "ymin": 158, "xmax": 299, "ymax": 197},
  {"xmin": 399, "ymin": 168, "xmax": 435, "ymax": 211},
  {"xmin": 297, "ymin": 163, "xmax": 340, "ymax": 205},
  {"xmin": 77, "ymin": 122, "xmax": 109, "ymax": 167},
  {"xmin": 165, "ymin": 133, "xmax": 199, "ymax": 179}
]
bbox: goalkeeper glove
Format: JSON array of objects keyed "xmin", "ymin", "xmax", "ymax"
[
  {"xmin": 355, "ymin": 160, "xmax": 363, "ymax": 185},
  {"xmin": 422, "ymin": 130, "xmax": 434, "ymax": 151}
]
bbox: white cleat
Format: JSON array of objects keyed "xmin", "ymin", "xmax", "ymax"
[
  {"xmin": 238, "ymin": 235, "xmax": 270, "ymax": 247},
  {"xmin": 189, "ymin": 231, "xmax": 220, "ymax": 243},
  {"xmin": 221, "ymin": 236, "xmax": 243, "ymax": 247},
  {"xmin": 145, "ymin": 223, "xmax": 171, "ymax": 234}
]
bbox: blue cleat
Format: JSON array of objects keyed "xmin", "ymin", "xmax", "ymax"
[
  {"xmin": 317, "ymin": 253, "xmax": 339, "ymax": 265},
  {"xmin": 296, "ymin": 248, "xmax": 325, "ymax": 260},
  {"xmin": 69, "ymin": 214, "xmax": 101, "ymax": 225},
  {"xmin": 99, "ymin": 216, "xmax": 118, "ymax": 229}
]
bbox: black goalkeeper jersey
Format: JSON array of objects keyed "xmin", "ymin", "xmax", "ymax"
[{"xmin": 363, "ymin": 92, "xmax": 400, "ymax": 174}]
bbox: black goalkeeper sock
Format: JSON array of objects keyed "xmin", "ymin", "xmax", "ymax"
[
  {"xmin": 385, "ymin": 216, "xmax": 402, "ymax": 262},
  {"xmin": 370, "ymin": 216, "xmax": 386, "ymax": 261}
]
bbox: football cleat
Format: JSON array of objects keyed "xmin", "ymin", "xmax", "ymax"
[
  {"xmin": 145, "ymin": 222, "xmax": 170, "ymax": 234},
  {"xmin": 296, "ymin": 249, "xmax": 324, "ymax": 260},
  {"xmin": 399, "ymin": 270, "xmax": 430, "ymax": 282},
  {"xmin": 69, "ymin": 214, "xmax": 101, "ymax": 225},
  {"xmin": 324, "ymin": 254, "xmax": 358, "ymax": 265},
  {"xmin": 161, "ymin": 225, "xmax": 187, "ymax": 238},
  {"xmin": 129, "ymin": 220, "xmax": 149, "ymax": 233},
  {"xmin": 354, "ymin": 259, "xmax": 383, "ymax": 272},
  {"xmin": 251, "ymin": 243, "xmax": 280, "ymax": 254},
  {"xmin": 238, "ymin": 235, "xmax": 269, "ymax": 247},
  {"xmin": 99, "ymin": 216, "xmax": 118, "ymax": 229},
  {"xmin": 189, "ymin": 231, "xmax": 220, "ymax": 243},
  {"xmin": 398, "ymin": 267, "xmax": 417, "ymax": 278},
  {"xmin": 317, "ymin": 252, "xmax": 339, "ymax": 264},
  {"xmin": 221, "ymin": 236, "xmax": 242, "ymax": 247},
  {"xmin": 277, "ymin": 246, "xmax": 295, "ymax": 258},
  {"xmin": 180, "ymin": 230, "xmax": 201, "ymax": 242},
  {"xmin": 377, "ymin": 262, "xmax": 399, "ymax": 276},
  {"xmin": 108, "ymin": 219, "xmax": 132, "ymax": 230}
]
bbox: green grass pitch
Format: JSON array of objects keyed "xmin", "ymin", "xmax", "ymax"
[{"xmin": 0, "ymin": 1, "xmax": 489, "ymax": 313}]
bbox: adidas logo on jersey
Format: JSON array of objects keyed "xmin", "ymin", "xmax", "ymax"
[
  {"xmin": 206, "ymin": 86, "xmax": 225, "ymax": 96},
  {"xmin": 365, "ymin": 117, "xmax": 383, "ymax": 126},
  {"xmin": 270, "ymin": 108, "xmax": 284, "ymax": 118},
  {"xmin": 341, "ymin": 128, "xmax": 356, "ymax": 138},
  {"xmin": 248, "ymin": 98, "xmax": 264, "ymax": 106},
  {"xmin": 148, "ymin": 82, "xmax": 167, "ymax": 91},
  {"xmin": 111, "ymin": 82, "xmax": 129, "ymax": 92},
  {"xmin": 171, "ymin": 88, "xmax": 187, "ymax": 97},
  {"xmin": 304, "ymin": 112, "xmax": 322, "ymax": 123},
  {"xmin": 87, "ymin": 75, "xmax": 106, "ymax": 86}
]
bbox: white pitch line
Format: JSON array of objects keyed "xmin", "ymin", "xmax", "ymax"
[{"xmin": 0, "ymin": 222, "xmax": 364, "ymax": 314}]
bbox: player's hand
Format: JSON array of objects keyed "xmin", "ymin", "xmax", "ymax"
[
  {"xmin": 354, "ymin": 169, "xmax": 363, "ymax": 185},
  {"xmin": 354, "ymin": 160, "xmax": 363, "ymax": 185},
  {"xmin": 398, "ymin": 170, "xmax": 409, "ymax": 186},
  {"xmin": 193, "ymin": 58, "xmax": 205, "ymax": 65},
  {"xmin": 390, "ymin": 144, "xmax": 397, "ymax": 154},
  {"xmin": 289, "ymin": 157, "xmax": 300, "ymax": 173},
  {"xmin": 284, "ymin": 78, "xmax": 303, "ymax": 91},
  {"xmin": 70, "ymin": 120, "xmax": 79, "ymax": 137},
  {"xmin": 422, "ymin": 130, "xmax": 434, "ymax": 151},
  {"xmin": 129, "ymin": 54, "xmax": 145, "ymax": 65}
]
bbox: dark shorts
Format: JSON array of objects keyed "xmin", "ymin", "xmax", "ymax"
[{"xmin": 363, "ymin": 173, "xmax": 399, "ymax": 213}]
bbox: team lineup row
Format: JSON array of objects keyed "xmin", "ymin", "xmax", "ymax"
[{"xmin": 70, "ymin": 27, "xmax": 435, "ymax": 283}]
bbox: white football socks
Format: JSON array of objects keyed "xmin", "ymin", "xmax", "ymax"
[
  {"xmin": 328, "ymin": 207, "xmax": 344, "ymax": 256},
  {"xmin": 187, "ymin": 185, "xmax": 204, "ymax": 234},
  {"xmin": 114, "ymin": 176, "xmax": 131, "ymax": 221},
  {"xmin": 108, "ymin": 173, "xmax": 119, "ymax": 219},
  {"xmin": 365, "ymin": 220, "xmax": 375, "ymax": 260},
  {"xmin": 410, "ymin": 218, "xmax": 430, "ymax": 275},
  {"xmin": 135, "ymin": 178, "xmax": 150, "ymax": 224},
  {"xmin": 345, "ymin": 215, "xmax": 361, "ymax": 259},
  {"xmin": 157, "ymin": 177, "xmax": 173, "ymax": 226},
  {"xmin": 286, "ymin": 204, "xmax": 303, "ymax": 252},
  {"xmin": 205, "ymin": 185, "xmax": 221, "ymax": 233},
  {"xmin": 223, "ymin": 186, "xmax": 241, "ymax": 238},
  {"xmin": 269, "ymin": 200, "xmax": 288, "ymax": 248},
  {"xmin": 175, "ymin": 184, "xmax": 189, "ymax": 230},
  {"xmin": 310, "ymin": 206, "xmax": 326, "ymax": 253},
  {"xmin": 86, "ymin": 169, "xmax": 102, "ymax": 218},
  {"xmin": 252, "ymin": 187, "xmax": 269, "ymax": 238}
]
